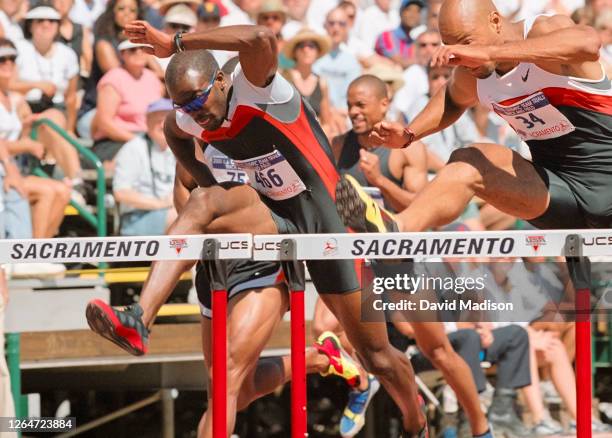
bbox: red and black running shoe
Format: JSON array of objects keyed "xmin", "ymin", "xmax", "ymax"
[{"xmin": 86, "ymin": 299, "xmax": 149, "ymax": 356}]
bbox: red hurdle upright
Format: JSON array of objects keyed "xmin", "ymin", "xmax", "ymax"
[
  {"xmin": 566, "ymin": 235, "xmax": 592, "ymax": 438},
  {"xmin": 202, "ymin": 239, "xmax": 229, "ymax": 438},
  {"xmin": 281, "ymin": 239, "xmax": 308, "ymax": 438}
]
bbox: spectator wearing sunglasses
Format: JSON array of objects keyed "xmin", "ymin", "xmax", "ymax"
[
  {"xmin": 90, "ymin": 39, "xmax": 163, "ymax": 169},
  {"xmin": 256, "ymin": 0, "xmax": 292, "ymax": 68},
  {"xmin": 314, "ymin": 7, "xmax": 361, "ymax": 113},
  {"xmin": 12, "ymin": 6, "xmax": 86, "ymax": 193},
  {"xmin": 77, "ymin": 0, "xmax": 146, "ymax": 139},
  {"xmin": 282, "ymin": 28, "xmax": 337, "ymax": 138},
  {"xmin": 113, "ymin": 98, "xmax": 176, "ymax": 236},
  {"xmin": 389, "ymin": 29, "xmax": 440, "ymax": 124},
  {"xmin": 154, "ymin": 4, "xmax": 197, "ymax": 72}
]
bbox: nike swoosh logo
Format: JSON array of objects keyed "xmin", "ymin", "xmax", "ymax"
[{"xmin": 521, "ymin": 69, "xmax": 530, "ymax": 82}]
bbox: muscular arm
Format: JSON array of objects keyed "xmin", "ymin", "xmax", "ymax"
[
  {"xmin": 173, "ymin": 162, "xmax": 196, "ymax": 213},
  {"xmin": 376, "ymin": 142, "xmax": 427, "ymax": 211},
  {"xmin": 164, "ymin": 112, "xmax": 216, "ymax": 188},
  {"xmin": 491, "ymin": 15, "xmax": 601, "ymax": 67},
  {"xmin": 181, "ymin": 26, "xmax": 277, "ymax": 86},
  {"xmin": 409, "ymin": 68, "xmax": 478, "ymax": 141}
]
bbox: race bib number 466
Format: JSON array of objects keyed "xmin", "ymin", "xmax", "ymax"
[
  {"xmin": 234, "ymin": 150, "xmax": 307, "ymax": 201},
  {"xmin": 492, "ymin": 91, "xmax": 575, "ymax": 141}
]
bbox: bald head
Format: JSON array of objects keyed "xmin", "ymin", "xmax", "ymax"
[
  {"xmin": 165, "ymin": 50, "xmax": 219, "ymax": 98},
  {"xmin": 438, "ymin": 0, "xmax": 500, "ymax": 44},
  {"xmin": 348, "ymin": 75, "xmax": 388, "ymax": 100}
]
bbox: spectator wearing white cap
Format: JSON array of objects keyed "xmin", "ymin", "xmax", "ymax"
[
  {"xmin": 0, "ymin": 0, "xmax": 25, "ymax": 43},
  {"xmin": 91, "ymin": 40, "xmax": 164, "ymax": 168},
  {"xmin": 11, "ymin": 6, "xmax": 85, "ymax": 191},
  {"xmin": 113, "ymin": 98, "xmax": 176, "ymax": 236},
  {"xmin": 155, "ymin": 4, "xmax": 197, "ymax": 71}
]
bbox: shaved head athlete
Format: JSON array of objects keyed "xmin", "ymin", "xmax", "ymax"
[
  {"xmin": 335, "ymin": 0, "xmax": 612, "ymax": 234},
  {"xmin": 87, "ymin": 22, "xmax": 428, "ymax": 437}
]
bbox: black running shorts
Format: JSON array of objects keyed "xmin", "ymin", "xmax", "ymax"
[{"xmin": 195, "ymin": 260, "xmax": 284, "ymax": 318}]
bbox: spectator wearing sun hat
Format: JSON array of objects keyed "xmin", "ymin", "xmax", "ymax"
[
  {"xmin": 255, "ymin": 0, "xmax": 294, "ymax": 68},
  {"xmin": 282, "ymin": 28, "xmax": 339, "ymax": 138},
  {"xmin": 153, "ymin": 4, "xmax": 197, "ymax": 71},
  {"xmin": 113, "ymin": 98, "xmax": 177, "ymax": 236}
]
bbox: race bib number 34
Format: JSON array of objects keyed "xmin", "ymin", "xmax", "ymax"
[
  {"xmin": 492, "ymin": 91, "xmax": 575, "ymax": 141},
  {"xmin": 234, "ymin": 150, "xmax": 307, "ymax": 201}
]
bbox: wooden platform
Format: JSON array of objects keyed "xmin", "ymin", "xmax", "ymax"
[{"xmin": 20, "ymin": 321, "xmax": 314, "ymax": 364}]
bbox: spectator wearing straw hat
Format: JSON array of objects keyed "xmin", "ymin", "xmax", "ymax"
[
  {"xmin": 91, "ymin": 39, "xmax": 164, "ymax": 168},
  {"xmin": 282, "ymin": 28, "xmax": 337, "ymax": 137},
  {"xmin": 113, "ymin": 98, "xmax": 176, "ymax": 236},
  {"xmin": 256, "ymin": 0, "xmax": 294, "ymax": 68}
]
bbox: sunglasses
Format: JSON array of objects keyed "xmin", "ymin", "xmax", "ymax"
[
  {"xmin": 200, "ymin": 16, "xmax": 220, "ymax": 23},
  {"xmin": 326, "ymin": 20, "xmax": 347, "ymax": 27},
  {"xmin": 167, "ymin": 22, "xmax": 192, "ymax": 32},
  {"xmin": 259, "ymin": 13, "xmax": 283, "ymax": 22},
  {"xmin": 0, "ymin": 55, "xmax": 16, "ymax": 64},
  {"xmin": 419, "ymin": 42, "xmax": 440, "ymax": 48},
  {"xmin": 174, "ymin": 69, "xmax": 218, "ymax": 114},
  {"xmin": 32, "ymin": 18, "xmax": 59, "ymax": 24},
  {"xmin": 296, "ymin": 41, "xmax": 318, "ymax": 50}
]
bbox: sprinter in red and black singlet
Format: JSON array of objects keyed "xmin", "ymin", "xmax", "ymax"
[
  {"xmin": 334, "ymin": 0, "xmax": 612, "ymax": 236},
  {"xmin": 88, "ymin": 21, "xmax": 429, "ymax": 437}
]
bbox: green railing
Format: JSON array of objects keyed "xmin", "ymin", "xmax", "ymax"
[{"xmin": 30, "ymin": 118, "xmax": 107, "ymax": 237}]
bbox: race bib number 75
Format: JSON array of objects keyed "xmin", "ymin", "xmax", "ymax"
[
  {"xmin": 234, "ymin": 150, "xmax": 307, "ymax": 201},
  {"xmin": 492, "ymin": 91, "xmax": 575, "ymax": 141}
]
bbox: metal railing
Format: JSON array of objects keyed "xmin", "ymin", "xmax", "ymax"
[{"xmin": 29, "ymin": 119, "xmax": 107, "ymax": 237}]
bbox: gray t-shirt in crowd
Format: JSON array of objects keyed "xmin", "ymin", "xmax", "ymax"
[{"xmin": 113, "ymin": 136, "xmax": 176, "ymax": 214}]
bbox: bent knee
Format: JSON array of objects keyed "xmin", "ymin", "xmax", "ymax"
[
  {"xmin": 424, "ymin": 343, "xmax": 455, "ymax": 371},
  {"xmin": 358, "ymin": 347, "xmax": 396, "ymax": 378},
  {"xmin": 445, "ymin": 147, "xmax": 486, "ymax": 186}
]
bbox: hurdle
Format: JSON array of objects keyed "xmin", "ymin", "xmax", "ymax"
[{"xmin": 2, "ymin": 229, "xmax": 610, "ymax": 438}]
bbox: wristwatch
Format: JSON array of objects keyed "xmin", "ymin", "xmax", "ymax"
[
  {"xmin": 174, "ymin": 31, "xmax": 186, "ymax": 52},
  {"xmin": 402, "ymin": 127, "xmax": 416, "ymax": 148}
]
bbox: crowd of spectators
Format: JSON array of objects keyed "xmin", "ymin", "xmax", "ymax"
[{"xmin": 0, "ymin": 0, "xmax": 611, "ymax": 435}]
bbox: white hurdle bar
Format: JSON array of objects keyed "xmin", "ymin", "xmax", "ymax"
[{"xmin": 2, "ymin": 228, "xmax": 610, "ymax": 438}]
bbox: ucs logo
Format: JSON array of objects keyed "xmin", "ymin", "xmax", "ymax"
[
  {"xmin": 323, "ymin": 238, "xmax": 338, "ymax": 256},
  {"xmin": 526, "ymin": 235, "xmax": 546, "ymax": 251}
]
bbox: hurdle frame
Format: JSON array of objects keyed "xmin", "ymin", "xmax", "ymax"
[{"xmin": 2, "ymin": 229, "xmax": 607, "ymax": 437}]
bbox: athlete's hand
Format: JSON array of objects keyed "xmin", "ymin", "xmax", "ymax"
[
  {"xmin": 369, "ymin": 121, "xmax": 409, "ymax": 149},
  {"xmin": 359, "ymin": 149, "xmax": 383, "ymax": 187},
  {"xmin": 125, "ymin": 20, "xmax": 172, "ymax": 57},
  {"xmin": 430, "ymin": 44, "xmax": 493, "ymax": 69}
]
